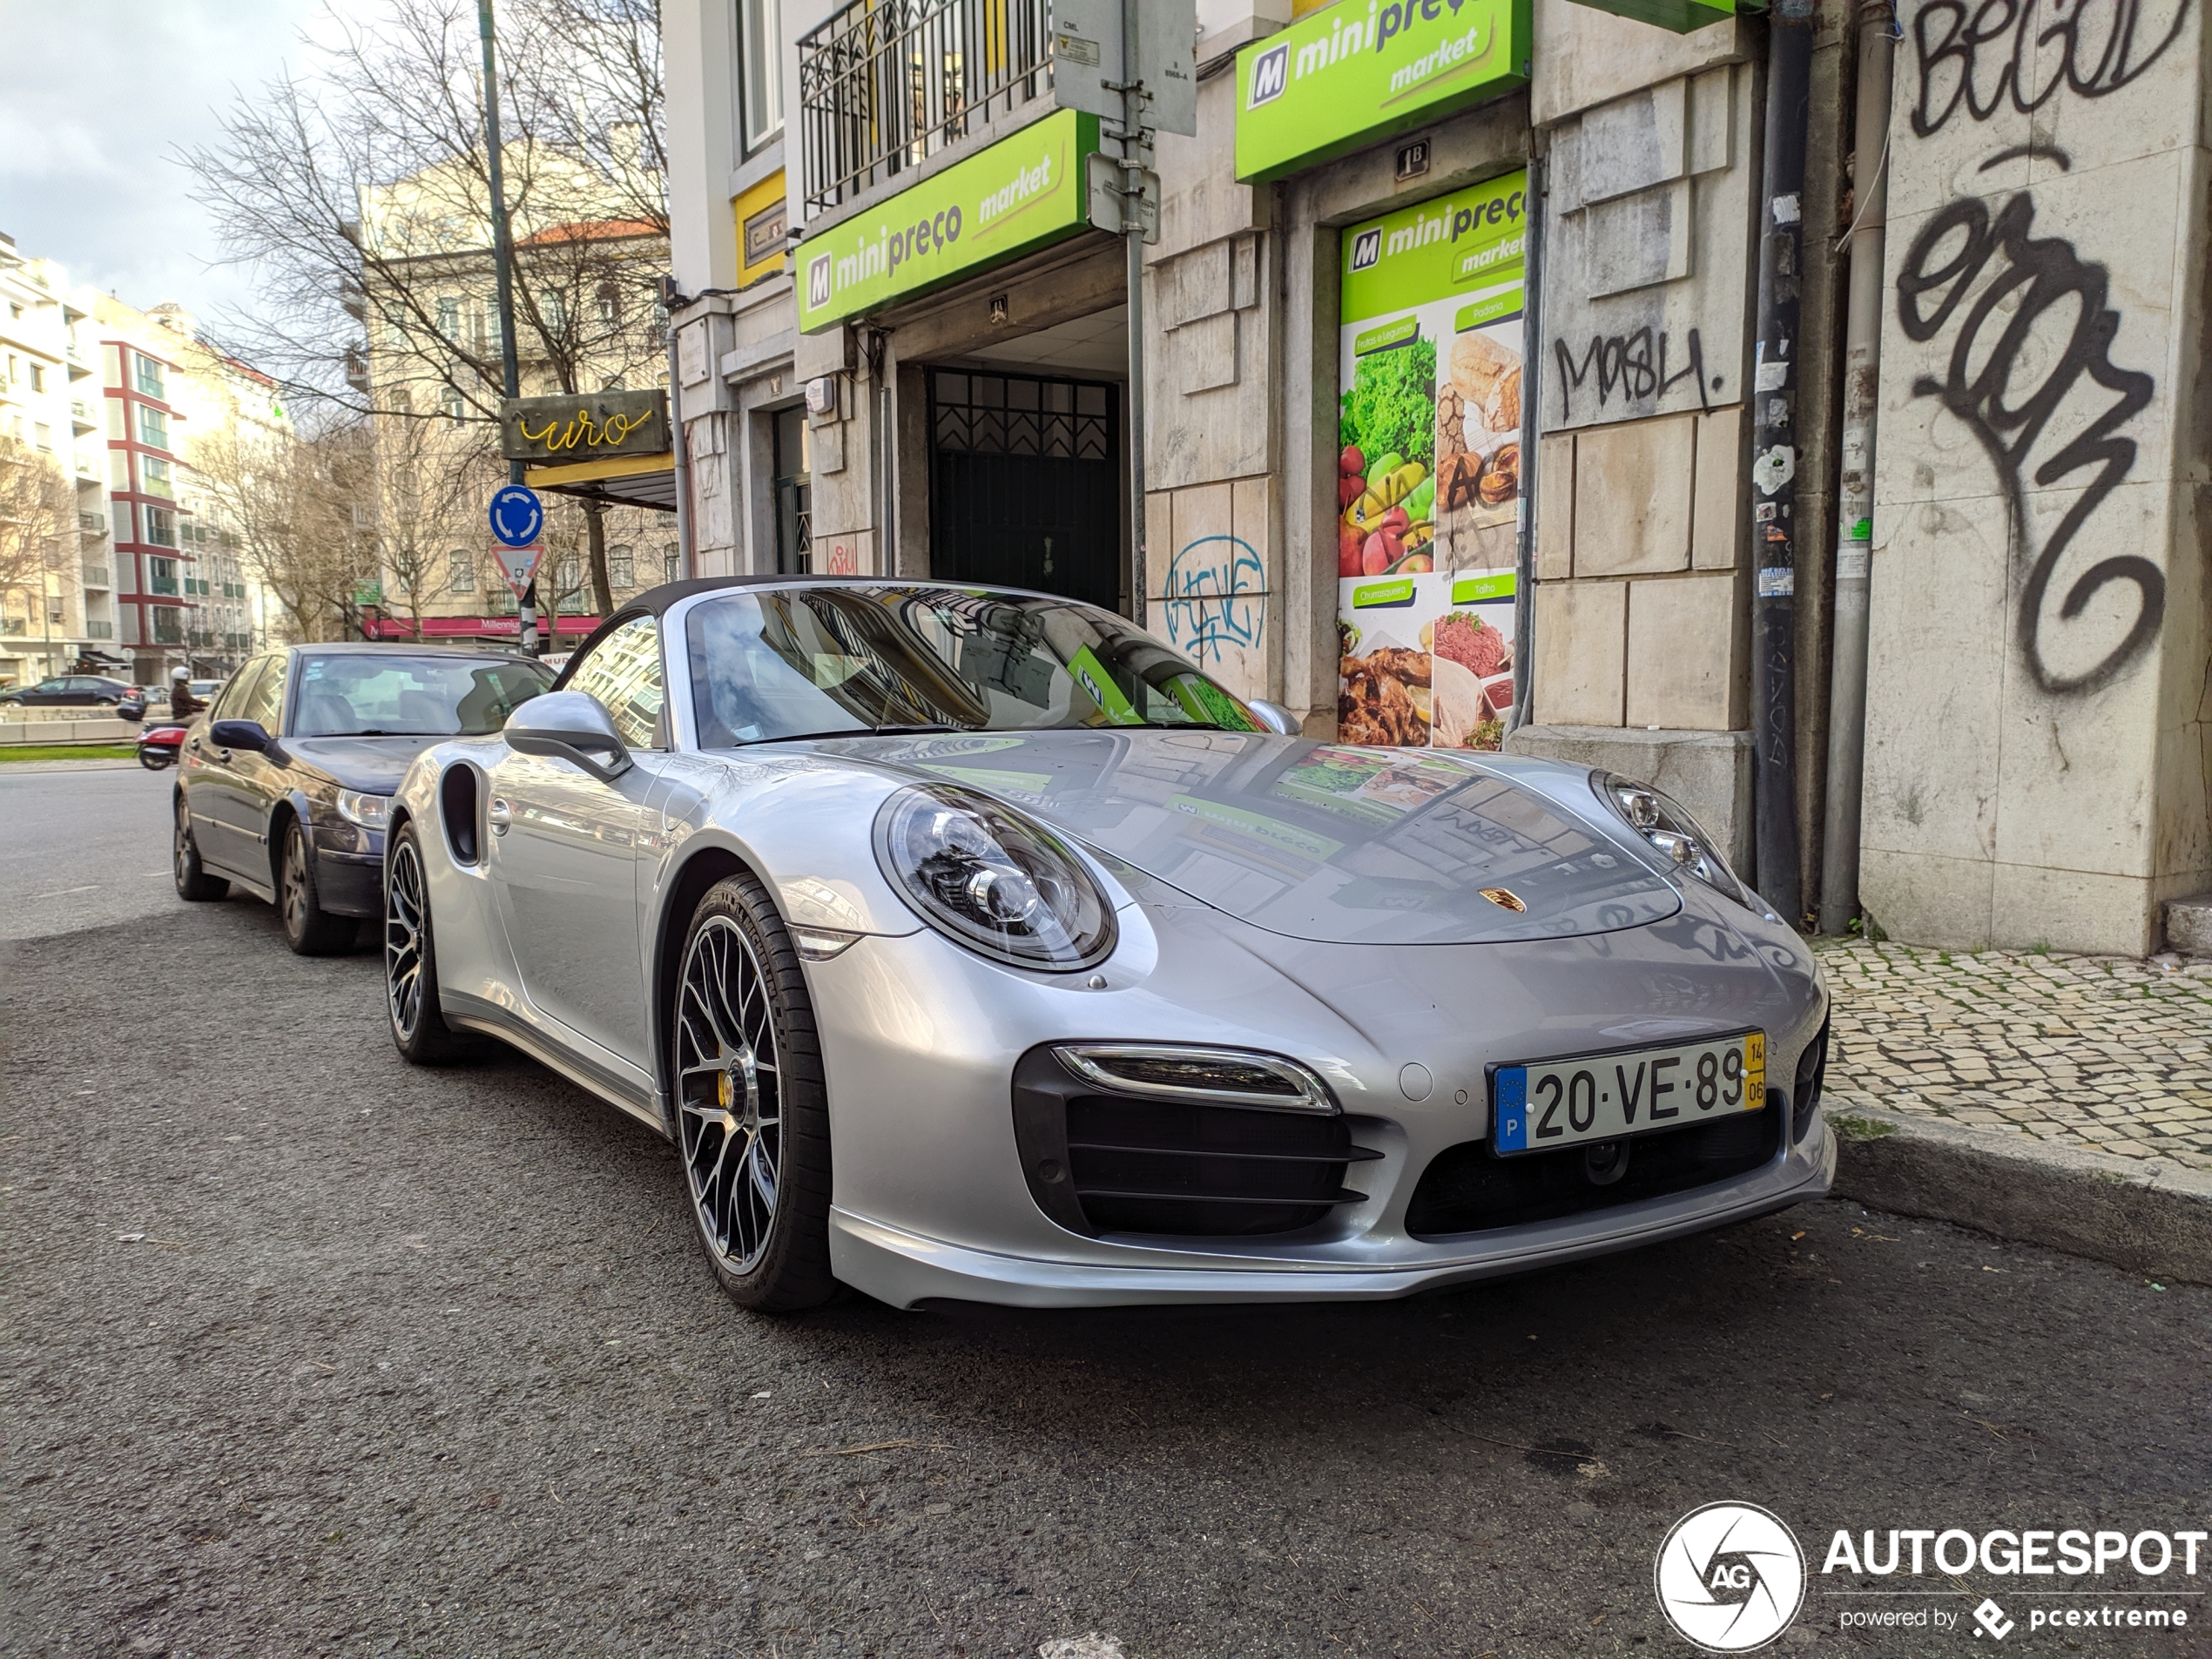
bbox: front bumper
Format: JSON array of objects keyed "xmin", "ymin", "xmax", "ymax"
[{"xmin": 806, "ymin": 887, "xmax": 1834, "ymax": 1309}]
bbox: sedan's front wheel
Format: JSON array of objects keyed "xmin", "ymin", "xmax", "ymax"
[
  {"xmin": 280, "ymin": 818, "xmax": 354, "ymax": 955},
  {"xmin": 673, "ymin": 873, "xmax": 836, "ymax": 1312}
]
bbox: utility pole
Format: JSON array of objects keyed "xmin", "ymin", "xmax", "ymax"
[
  {"xmin": 1748, "ymin": 0, "xmax": 1815, "ymax": 927},
  {"xmin": 1119, "ymin": 0, "xmax": 1150, "ymax": 631},
  {"xmin": 478, "ymin": 0, "xmax": 535, "ymax": 652}
]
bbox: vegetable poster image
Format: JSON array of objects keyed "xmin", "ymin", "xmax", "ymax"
[{"xmin": 1334, "ymin": 172, "xmax": 1526, "ymax": 751}]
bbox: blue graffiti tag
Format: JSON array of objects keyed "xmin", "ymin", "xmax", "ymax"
[{"xmin": 1160, "ymin": 535, "xmax": 1266, "ymax": 669}]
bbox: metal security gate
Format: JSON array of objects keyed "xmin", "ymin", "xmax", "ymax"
[{"xmin": 927, "ymin": 370, "xmax": 1120, "ymax": 612}]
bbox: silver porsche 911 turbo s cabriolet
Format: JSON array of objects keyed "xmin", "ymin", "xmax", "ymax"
[{"xmin": 381, "ymin": 576, "xmax": 1832, "ymax": 1312}]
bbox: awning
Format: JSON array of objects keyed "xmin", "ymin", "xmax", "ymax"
[{"xmin": 524, "ymin": 452, "xmax": 678, "ymax": 514}]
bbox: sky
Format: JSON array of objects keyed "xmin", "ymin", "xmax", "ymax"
[{"xmin": 0, "ymin": 0, "xmax": 341, "ymax": 331}]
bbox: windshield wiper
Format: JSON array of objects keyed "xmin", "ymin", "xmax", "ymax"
[{"xmin": 740, "ymin": 723, "xmax": 965, "ymax": 745}]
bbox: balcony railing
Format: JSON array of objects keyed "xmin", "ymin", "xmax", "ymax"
[
  {"xmin": 84, "ymin": 620, "xmax": 114, "ymax": 640},
  {"xmin": 798, "ymin": 0, "xmax": 1055, "ymax": 215},
  {"xmin": 83, "ymin": 566, "xmax": 110, "ymax": 588}
]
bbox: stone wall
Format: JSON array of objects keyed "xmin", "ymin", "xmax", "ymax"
[{"xmin": 1859, "ymin": 0, "xmax": 2211, "ymax": 954}]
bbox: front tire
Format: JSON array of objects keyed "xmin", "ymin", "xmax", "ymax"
[
  {"xmin": 673, "ymin": 872, "xmax": 836, "ymax": 1312},
  {"xmin": 280, "ymin": 817, "xmax": 354, "ymax": 955},
  {"xmin": 172, "ymin": 794, "xmax": 227, "ymax": 901},
  {"xmin": 384, "ymin": 823, "xmax": 475, "ymax": 1064}
]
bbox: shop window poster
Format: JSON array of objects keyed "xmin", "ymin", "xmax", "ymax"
[{"xmin": 1334, "ymin": 170, "xmax": 1527, "ymax": 751}]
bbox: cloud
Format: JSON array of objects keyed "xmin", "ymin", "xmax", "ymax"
[{"xmin": 0, "ymin": 0, "xmax": 338, "ymax": 327}]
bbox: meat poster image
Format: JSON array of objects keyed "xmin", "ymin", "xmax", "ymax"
[{"xmin": 1333, "ymin": 172, "xmax": 1526, "ymax": 750}]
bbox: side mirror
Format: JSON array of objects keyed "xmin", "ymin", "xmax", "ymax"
[
  {"xmin": 209, "ymin": 718, "xmax": 273, "ymax": 753},
  {"xmin": 504, "ymin": 690, "xmax": 635, "ymax": 784},
  {"xmin": 1247, "ymin": 698, "xmax": 1301, "ymax": 737}
]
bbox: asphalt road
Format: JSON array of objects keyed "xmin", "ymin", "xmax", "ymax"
[
  {"xmin": 0, "ymin": 762, "xmax": 178, "ymax": 941},
  {"xmin": 3, "ymin": 770, "xmax": 2208, "ymax": 1656}
]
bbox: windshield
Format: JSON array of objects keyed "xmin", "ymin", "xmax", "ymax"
[
  {"xmin": 290, "ymin": 653, "xmax": 552, "ymax": 738},
  {"xmin": 685, "ymin": 586, "xmax": 1258, "ymax": 747}
]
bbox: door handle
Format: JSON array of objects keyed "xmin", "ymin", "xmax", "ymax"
[{"xmin": 488, "ymin": 798, "xmax": 512, "ymax": 835}]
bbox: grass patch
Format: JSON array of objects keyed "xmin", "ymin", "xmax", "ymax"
[
  {"xmin": 0, "ymin": 743, "xmax": 139, "ymax": 763},
  {"xmin": 1827, "ymin": 1112, "xmax": 1898, "ymax": 1142}
]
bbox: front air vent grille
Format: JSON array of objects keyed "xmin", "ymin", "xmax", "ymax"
[
  {"xmin": 1014, "ymin": 1044, "xmax": 1379, "ymax": 1238},
  {"xmin": 1792, "ymin": 1017, "xmax": 1830, "ymax": 1141},
  {"xmin": 1405, "ymin": 1097, "xmax": 1784, "ymax": 1238}
]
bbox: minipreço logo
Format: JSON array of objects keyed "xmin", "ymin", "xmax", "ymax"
[{"xmin": 1656, "ymin": 1502, "xmax": 1807, "ymax": 1652}]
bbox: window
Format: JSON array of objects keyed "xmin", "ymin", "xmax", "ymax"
[
  {"xmin": 738, "ymin": 0, "xmax": 784, "ymax": 152},
  {"xmin": 292, "ymin": 651, "xmax": 552, "ymax": 737},
  {"xmin": 436, "ymin": 296, "xmax": 462, "ymax": 340},
  {"xmin": 244, "ymin": 655, "xmax": 287, "ymax": 731},
  {"xmin": 596, "ymin": 283, "xmax": 621, "ymax": 327},
  {"xmin": 142, "ymin": 456, "xmax": 172, "ymax": 496},
  {"xmin": 149, "ymin": 556, "xmax": 180, "ymax": 596},
  {"xmin": 137, "ymin": 405, "xmax": 168, "ymax": 449},
  {"xmin": 30, "ymin": 364, "xmax": 45, "ymax": 392},
  {"xmin": 152, "ymin": 606, "xmax": 185, "ymax": 644},
  {"xmin": 545, "ymin": 292, "xmax": 568, "ymax": 334},
  {"xmin": 609, "ymin": 545, "xmax": 634, "ymax": 590},
  {"xmin": 443, "ymin": 387, "xmax": 466, "ymax": 425},
  {"xmin": 563, "ymin": 615, "xmax": 664, "ymax": 748},
  {"xmin": 34, "ymin": 422, "xmax": 51, "ymax": 451},
  {"xmin": 664, "ymin": 543, "xmax": 681, "ymax": 583},
  {"xmin": 145, "ymin": 508, "xmax": 177, "ymax": 549},
  {"xmin": 448, "ymin": 551, "xmax": 475, "ymax": 592},
  {"xmin": 134, "ymin": 353, "xmax": 165, "ymax": 398},
  {"xmin": 556, "ymin": 556, "xmax": 582, "ymax": 591},
  {"xmin": 102, "ymin": 344, "xmax": 123, "ymax": 387}
]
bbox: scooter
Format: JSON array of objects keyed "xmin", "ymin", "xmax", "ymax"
[{"xmin": 137, "ymin": 722, "xmax": 188, "ymax": 771}]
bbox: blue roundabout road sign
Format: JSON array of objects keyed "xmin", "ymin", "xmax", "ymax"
[{"xmin": 489, "ymin": 484, "xmax": 544, "ymax": 549}]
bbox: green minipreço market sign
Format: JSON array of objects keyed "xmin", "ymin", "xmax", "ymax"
[
  {"xmin": 1233, "ymin": 0, "xmax": 1530, "ymax": 184},
  {"xmin": 798, "ymin": 110, "xmax": 1102, "ymax": 334}
]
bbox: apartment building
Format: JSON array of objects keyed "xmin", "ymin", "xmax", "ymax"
[{"xmin": 0, "ymin": 233, "xmax": 111, "ymax": 685}]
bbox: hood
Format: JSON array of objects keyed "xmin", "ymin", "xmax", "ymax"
[
  {"xmin": 284, "ymin": 735, "xmax": 448, "ymax": 794},
  {"xmin": 810, "ymin": 730, "xmax": 1681, "ymax": 946}
]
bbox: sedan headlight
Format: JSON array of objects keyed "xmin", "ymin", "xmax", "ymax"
[
  {"xmin": 335, "ymin": 787, "xmax": 392, "ymax": 830},
  {"xmin": 1600, "ymin": 773, "xmax": 1752, "ymax": 909},
  {"xmin": 874, "ymin": 785, "xmax": 1116, "ymax": 971}
]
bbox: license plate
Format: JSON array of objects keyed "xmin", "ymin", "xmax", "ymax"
[{"xmin": 1492, "ymin": 1030, "xmax": 1766, "ymax": 1156}]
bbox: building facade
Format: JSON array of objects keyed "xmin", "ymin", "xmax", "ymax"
[
  {"xmin": 0, "ymin": 235, "xmax": 111, "ymax": 685},
  {"xmin": 662, "ymin": 0, "xmax": 2212, "ymax": 955}
]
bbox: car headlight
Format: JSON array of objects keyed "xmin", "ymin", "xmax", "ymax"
[
  {"xmin": 335, "ymin": 787, "xmax": 392, "ymax": 830},
  {"xmin": 1599, "ymin": 772, "xmax": 1753, "ymax": 909},
  {"xmin": 874, "ymin": 784, "xmax": 1116, "ymax": 971}
]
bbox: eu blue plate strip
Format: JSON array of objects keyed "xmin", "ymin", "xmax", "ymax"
[{"xmin": 1494, "ymin": 1068, "xmax": 1527, "ymax": 1151}]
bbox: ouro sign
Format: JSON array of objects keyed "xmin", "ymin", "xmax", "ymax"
[{"xmin": 499, "ymin": 388, "xmax": 669, "ymax": 466}]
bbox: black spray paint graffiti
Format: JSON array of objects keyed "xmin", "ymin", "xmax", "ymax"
[
  {"xmin": 1551, "ymin": 327, "xmax": 1718, "ymax": 423},
  {"xmin": 1895, "ymin": 186, "xmax": 2163, "ymax": 697},
  {"xmin": 1910, "ymin": 0, "xmax": 2192, "ymax": 135}
]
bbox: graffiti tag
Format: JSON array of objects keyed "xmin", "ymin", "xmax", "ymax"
[
  {"xmin": 1909, "ymin": 0, "xmax": 2192, "ymax": 136},
  {"xmin": 1895, "ymin": 187, "xmax": 2162, "ymax": 695},
  {"xmin": 1551, "ymin": 327, "xmax": 1714, "ymax": 422},
  {"xmin": 1160, "ymin": 535, "xmax": 1265, "ymax": 671}
]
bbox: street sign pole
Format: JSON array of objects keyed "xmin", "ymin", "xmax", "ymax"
[
  {"xmin": 478, "ymin": 0, "xmax": 533, "ymax": 651},
  {"xmin": 1122, "ymin": 0, "xmax": 1149, "ymax": 631}
]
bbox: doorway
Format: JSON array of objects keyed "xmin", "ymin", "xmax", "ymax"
[
  {"xmin": 927, "ymin": 370, "xmax": 1120, "ymax": 612},
  {"xmin": 771, "ymin": 405, "xmax": 812, "ymax": 576}
]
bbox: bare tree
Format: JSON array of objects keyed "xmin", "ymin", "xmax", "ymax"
[
  {"xmin": 192, "ymin": 421, "xmax": 379, "ymax": 644},
  {"xmin": 0, "ymin": 436, "xmax": 76, "ymax": 650},
  {"xmin": 179, "ymin": 0, "xmax": 671, "ymax": 618}
]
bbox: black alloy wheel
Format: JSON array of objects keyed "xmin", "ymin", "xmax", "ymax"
[
  {"xmin": 673, "ymin": 872, "xmax": 836, "ymax": 1312},
  {"xmin": 280, "ymin": 817, "xmax": 354, "ymax": 956},
  {"xmin": 383, "ymin": 823, "xmax": 474, "ymax": 1063},
  {"xmin": 172, "ymin": 793, "xmax": 228, "ymax": 902}
]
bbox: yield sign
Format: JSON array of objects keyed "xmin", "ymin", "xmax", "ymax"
[{"xmin": 493, "ymin": 541, "xmax": 544, "ymax": 601}]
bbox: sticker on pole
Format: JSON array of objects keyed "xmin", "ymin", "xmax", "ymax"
[
  {"xmin": 492, "ymin": 542, "xmax": 544, "ymax": 601},
  {"xmin": 489, "ymin": 484, "xmax": 544, "ymax": 548}
]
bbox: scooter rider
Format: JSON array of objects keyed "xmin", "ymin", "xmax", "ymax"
[{"xmin": 167, "ymin": 666, "xmax": 203, "ymax": 720}]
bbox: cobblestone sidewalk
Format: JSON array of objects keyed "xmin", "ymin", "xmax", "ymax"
[{"xmin": 1815, "ymin": 938, "xmax": 2212, "ymax": 1176}]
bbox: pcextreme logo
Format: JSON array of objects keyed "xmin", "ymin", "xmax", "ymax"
[{"xmin": 1655, "ymin": 1502, "xmax": 1807, "ymax": 1652}]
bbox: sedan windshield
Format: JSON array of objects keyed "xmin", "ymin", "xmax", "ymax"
[
  {"xmin": 291, "ymin": 654, "xmax": 552, "ymax": 738},
  {"xmin": 686, "ymin": 586, "xmax": 1258, "ymax": 747}
]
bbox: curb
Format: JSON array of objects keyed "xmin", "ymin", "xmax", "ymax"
[
  {"xmin": 1821, "ymin": 1095, "xmax": 2212, "ymax": 1286},
  {"xmin": 0, "ymin": 759, "xmax": 147, "ymax": 774}
]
